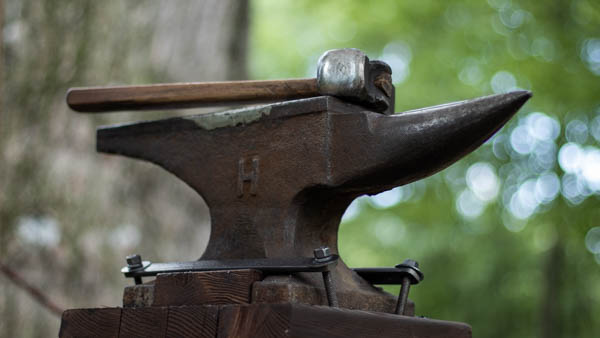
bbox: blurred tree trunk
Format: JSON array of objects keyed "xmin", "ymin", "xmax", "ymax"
[
  {"xmin": 539, "ymin": 241, "xmax": 564, "ymax": 338},
  {"xmin": 0, "ymin": 1, "xmax": 248, "ymax": 336},
  {"xmin": 0, "ymin": 0, "xmax": 3, "ymax": 109}
]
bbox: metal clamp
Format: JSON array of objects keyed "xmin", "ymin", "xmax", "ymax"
[
  {"xmin": 353, "ymin": 259, "xmax": 424, "ymax": 315},
  {"xmin": 122, "ymin": 249, "xmax": 340, "ymax": 306}
]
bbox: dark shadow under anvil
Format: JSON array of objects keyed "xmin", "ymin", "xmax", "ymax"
[{"xmin": 97, "ymin": 93, "xmax": 530, "ymax": 313}]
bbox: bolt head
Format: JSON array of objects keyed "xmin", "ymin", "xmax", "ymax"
[
  {"xmin": 126, "ymin": 254, "xmax": 142, "ymax": 268},
  {"xmin": 395, "ymin": 258, "xmax": 424, "ymax": 284},
  {"xmin": 313, "ymin": 246, "xmax": 331, "ymax": 259},
  {"xmin": 401, "ymin": 259, "xmax": 419, "ymax": 268}
]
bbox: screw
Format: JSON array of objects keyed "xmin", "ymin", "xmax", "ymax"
[
  {"xmin": 396, "ymin": 276, "xmax": 411, "ymax": 315},
  {"xmin": 313, "ymin": 246, "xmax": 338, "ymax": 307},
  {"xmin": 313, "ymin": 246, "xmax": 331, "ymax": 260},
  {"xmin": 126, "ymin": 254, "xmax": 144, "ymax": 285},
  {"xmin": 394, "ymin": 259, "xmax": 424, "ymax": 315}
]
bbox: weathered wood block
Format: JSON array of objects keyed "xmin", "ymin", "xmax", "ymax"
[
  {"xmin": 123, "ymin": 282, "xmax": 155, "ymax": 307},
  {"xmin": 59, "ymin": 306, "xmax": 220, "ymax": 338},
  {"xmin": 252, "ymin": 276, "xmax": 411, "ymax": 315},
  {"xmin": 153, "ymin": 269, "xmax": 262, "ymax": 306},
  {"xmin": 59, "ymin": 303, "xmax": 470, "ymax": 337},
  {"xmin": 59, "ymin": 308, "xmax": 121, "ymax": 338},
  {"xmin": 119, "ymin": 306, "xmax": 168, "ymax": 337},
  {"xmin": 218, "ymin": 303, "xmax": 472, "ymax": 338}
]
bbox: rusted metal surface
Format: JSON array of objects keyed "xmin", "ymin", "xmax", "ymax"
[{"xmin": 95, "ymin": 91, "xmax": 530, "ymax": 312}]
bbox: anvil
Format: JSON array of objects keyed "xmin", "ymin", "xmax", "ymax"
[{"xmin": 95, "ymin": 91, "xmax": 531, "ymax": 311}]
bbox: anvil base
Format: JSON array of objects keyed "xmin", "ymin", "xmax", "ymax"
[
  {"xmin": 59, "ymin": 270, "xmax": 470, "ymax": 337},
  {"xmin": 59, "ymin": 304, "xmax": 471, "ymax": 338},
  {"xmin": 120, "ymin": 269, "xmax": 407, "ymax": 314}
]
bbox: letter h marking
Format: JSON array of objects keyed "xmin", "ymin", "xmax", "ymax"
[{"xmin": 237, "ymin": 156, "xmax": 259, "ymax": 197}]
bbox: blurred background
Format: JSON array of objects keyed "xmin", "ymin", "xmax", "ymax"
[{"xmin": 1, "ymin": 0, "xmax": 599, "ymax": 337}]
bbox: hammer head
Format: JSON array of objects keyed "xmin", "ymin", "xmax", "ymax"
[{"xmin": 317, "ymin": 48, "xmax": 395, "ymax": 115}]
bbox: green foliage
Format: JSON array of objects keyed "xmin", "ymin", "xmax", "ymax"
[{"xmin": 252, "ymin": 1, "xmax": 600, "ymax": 337}]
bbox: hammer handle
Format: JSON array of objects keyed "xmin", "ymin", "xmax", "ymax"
[{"xmin": 67, "ymin": 78, "xmax": 318, "ymax": 112}]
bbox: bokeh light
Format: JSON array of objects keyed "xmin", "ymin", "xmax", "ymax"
[
  {"xmin": 16, "ymin": 216, "xmax": 61, "ymax": 247},
  {"xmin": 466, "ymin": 162, "xmax": 500, "ymax": 202},
  {"xmin": 379, "ymin": 41, "xmax": 412, "ymax": 84},
  {"xmin": 456, "ymin": 188, "xmax": 486, "ymax": 219},
  {"xmin": 491, "ymin": 70, "xmax": 518, "ymax": 93},
  {"xmin": 585, "ymin": 227, "xmax": 600, "ymax": 254},
  {"xmin": 581, "ymin": 38, "xmax": 600, "ymax": 75}
]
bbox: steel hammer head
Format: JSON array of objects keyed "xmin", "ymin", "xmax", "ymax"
[{"xmin": 317, "ymin": 48, "xmax": 395, "ymax": 115}]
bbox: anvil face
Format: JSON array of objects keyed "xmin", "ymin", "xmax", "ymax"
[{"xmin": 98, "ymin": 92, "xmax": 531, "ymax": 263}]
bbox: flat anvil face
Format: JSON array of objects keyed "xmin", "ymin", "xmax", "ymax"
[{"xmin": 98, "ymin": 92, "xmax": 530, "ymax": 264}]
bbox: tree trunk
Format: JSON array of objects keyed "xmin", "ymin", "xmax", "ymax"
[
  {"xmin": 539, "ymin": 240, "xmax": 564, "ymax": 338},
  {"xmin": 0, "ymin": 1, "xmax": 248, "ymax": 336}
]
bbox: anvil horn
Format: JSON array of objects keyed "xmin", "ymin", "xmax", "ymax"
[{"xmin": 329, "ymin": 90, "xmax": 532, "ymax": 194}]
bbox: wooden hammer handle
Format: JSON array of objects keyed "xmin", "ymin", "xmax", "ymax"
[{"xmin": 67, "ymin": 78, "xmax": 318, "ymax": 112}]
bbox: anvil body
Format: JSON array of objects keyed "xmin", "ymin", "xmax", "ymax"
[{"xmin": 97, "ymin": 92, "xmax": 530, "ymax": 311}]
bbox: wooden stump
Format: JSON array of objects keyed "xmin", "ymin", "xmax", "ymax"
[
  {"xmin": 60, "ymin": 304, "xmax": 471, "ymax": 338},
  {"xmin": 60, "ymin": 269, "xmax": 470, "ymax": 337}
]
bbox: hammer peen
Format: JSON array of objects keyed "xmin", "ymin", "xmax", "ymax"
[{"xmin": 66, "ymin": 48, "xmax": 395, "ymax": 115}]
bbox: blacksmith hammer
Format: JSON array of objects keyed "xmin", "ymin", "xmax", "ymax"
[
  {"xmin": 67, "ymin": 48, "xmax": 394, "ymax": 115},
  {"xmin": 68, "ymin": 48, "xmax": 531, "ymax": 312}
]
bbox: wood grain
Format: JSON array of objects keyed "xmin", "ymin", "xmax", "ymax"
[
  {"xmin": 153, "ymin": 269, "xmax": 262, "ymax": 306},
  {"xmin": 59, "ymin": 308, "xmax": 121, "ymax": 338},
  {"xmin": 166, "ymin": 305, "xmax": 219, "ymax": 338},
  {"xmin": 119, "ymin": 307, "xmax": 168, "ymax": 338},
  {"xmin": 58, "ymin": 303, "xmax": 469, "ymax": 337},
  {"xmin": 67, "ymin": 78, "xmax": 318, "ymax": 112},
  {"xmin": 218, "ymin": 304, "xmax": 290, "ymax": 338},
  {"xmin": 218, "ymin": 303, "xmax": 472, "ymax": 338}
]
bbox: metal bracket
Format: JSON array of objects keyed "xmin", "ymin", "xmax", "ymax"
[
  {"xmin": 354, "ymin": 260, "xmax": 424, "ymax": 315},
  {"xmin": 121, "ymin": 255, "xmax": 339, "ymax": 278},
  {"xmin": 353, "ymin": 267, "xmax": 424, "ymax": 285},
  {"xmin": 122, "ymin": 254, "xmax": 341, "ymax": 307}
]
